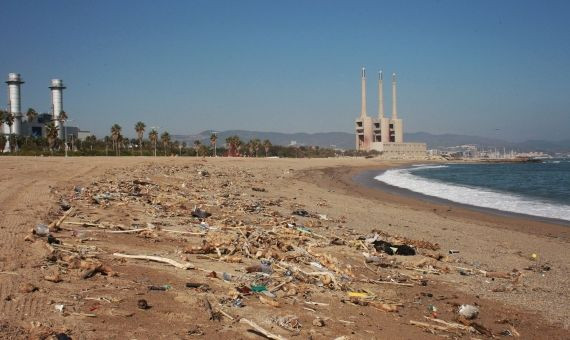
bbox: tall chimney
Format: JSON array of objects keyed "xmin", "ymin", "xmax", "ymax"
[
  {"xmin": 49, "ymin": 79, "xmax": 66, "ymax": 139},
  {"xmin": 5, "ymin": 73, "xmax": 24, "ymax": 136},
  {"xmin": 378, "ymin": 70, "xmax": 384, "ymax": 118},
  {"xmin": 392, "ymin": 73, "xmax": 398, "ymax": 119},
  {"xmin": 360, "ymin": 67, "xmax": 367, "ymax": 118}
]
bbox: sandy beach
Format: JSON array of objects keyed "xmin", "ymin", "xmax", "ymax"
[{"xmin": 0, "ymin": 157, "xmax": 567, "ymax": 339}]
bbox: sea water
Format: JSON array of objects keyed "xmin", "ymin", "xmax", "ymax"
[{"xmin": 374, "ymin": 160, "xmax": 570, "ymax": 221}]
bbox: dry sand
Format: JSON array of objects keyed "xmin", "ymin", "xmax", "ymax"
[{"xmin": 0, "ymin": 157, "xmax": 567, "ymax": 339}]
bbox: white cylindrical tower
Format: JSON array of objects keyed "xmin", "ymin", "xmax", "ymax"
[
  {"xmin": 392, "ymin": 73, "xmax": 397, "ymax": 119},
  {"xmin": 378, "ymin": 70, "xmax": 384, "ymax": 118},
  {"xmin": 5, "ymin": 73, "xmax": 24, "ymax": 135},
  {"xmin": 360, "ymin": 67, "xmax": 367, "ymax": 118},
  {"xmin": 49, "ymin": 79, "xmax": 66, "ymax": 138}
]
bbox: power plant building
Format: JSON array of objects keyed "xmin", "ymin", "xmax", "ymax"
[
  {"xmin": 1, "ymin": 73, "xmax": 87, "ymax": 149},
  {"xmin": 355, "ymin": 68, "xmax": 426, "ymax": 158}
]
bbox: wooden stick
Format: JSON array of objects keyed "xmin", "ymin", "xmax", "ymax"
[
  {"xmin": 371, "ymin": 280, "xmax": 414, "ymax": 287},
  {"xmin": 49, "ymin": 208, "xmax": 75, "ymax": 230},
  {"xmin": 106, "ymin": 227, "xmax": 153, "ymax": 234},
  {"xmin": 240, "ymin": 318, "xmax": 288, "ymax": 340},
  {"xmin": 218, "ymin": 308, "xmax": 235, "ymax": 321},
  {"xmin": 304, "ymin": 301, "xmax": 329, "ymax": 306},
  {"xmin": 237, "ymin": 228, "xmax": 252, "ymax": 257},
  {"xmin": 161, "ymin": 229, "xmax": 206, "ymax": 236},
  {"xmin": 409, "ymin": 320, "xmax": 461, "ymax": 334},
  {"xmin": 113, "ymin": 253, "xmax": 194, "ymax": 269},
  {"xmin": 423, "ymin": 317, "xmax": 476, "ymax": 332},
  {"xmin": 270, "ymin": 277, "xmax": 293, "ymax": 292}
]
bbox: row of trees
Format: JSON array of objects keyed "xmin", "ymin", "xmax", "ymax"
[
  {"xmin": 0, "ymin": 108, "xmax": 66, "ymax": 153},
  {"xmin": 0, "ymin": 117, "xmax": 379, "ymax": 158}
]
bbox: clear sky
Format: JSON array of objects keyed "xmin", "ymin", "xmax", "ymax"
[{"xmin": 2, "ymin": 0, "xmax": 569, "ymax": 141}]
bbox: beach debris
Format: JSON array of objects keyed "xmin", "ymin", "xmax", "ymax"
[
  {"xmin": 55, "ymin": 333, "xmax": 72, "ymax": 340},
  {"xmin": 372, "ymin": 240, "xmax": 416, "ymax": 256},
  {"xmin": 43, "ymin": 162, "xmax": 549, "ymax": 338},
  {"xmin": 292, "ymin": 209, "xmax": 310, "ymax": 217},
  {"xmin": 137, "ymin": 299, "xmax": 149, "ymax": 310},
  {"xmin": 484, "ymin": 271, "xmax": 511, "ymax": 279},
  {"xmin": 272, "ymin": 315, "xmax": 301, "ymax": 332},
  {"xmin": 44, "ymin": 273, "xmax": 62, "ymax": 283},
  {"xmin": 448, "ymin": 249, "xmax": 460, "ymax": 254},
  {"xmin": 203, "ymin": 298, "xmax": 221, "ymax": 321},
  {"xmin": 113, "ymin": 253, "xmax": 194, "ymax": 269},
  {"xmin": 240, "ymin": 318, "xmax": 287, "ymax": 340},
  {"xmin": 60, "ymin": 200, "xmax": 71, "ymax": 211},
  {"xmin": 191, "ymin": 207, "xmax": 212, "ymax": 219},
  {"xmin": 19, "ymin": 282, "xmax": 38, "ymax": 293},
  {"xmin": 54, "ymin": 304, "xmax": 65, "ymax": 313},
  {"xmin": 34, "ymin": 224, "xmax": 50, "ymax": 236},
  {"xmin": 458, "ymin": 304, "xmax": 479, "ymax": 320},
  {"xmin": 187, "ymin": 325, "xmax": 204, "ymax": 336},
  {"xmin": 312, "ymin": 318, "xmax": 325, "ymax": 327}
]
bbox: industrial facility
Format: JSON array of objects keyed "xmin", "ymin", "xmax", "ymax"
[
  {"xmin": 1, "ymin": 73, "xmax": 90, "ymax": 151},
  {"xmin": 355, "ymin": 68, "xmax": 426, "ymax": 158}
]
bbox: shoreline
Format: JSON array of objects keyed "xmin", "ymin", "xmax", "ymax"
[
  {"xmin": 356, "ymin": 167, "xmax": 570, "ymax": 227},
  {"xmin": 298, "ymin": 162, "xmax": 570, "ymax": 241}
]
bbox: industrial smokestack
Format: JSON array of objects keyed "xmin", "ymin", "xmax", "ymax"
[
  {"xmin": 360, "ymin": 67, "xmax": 367, "ymax": 118},
  {"xmin": 392, "ymin": 73, "xmax": 397, "ymax": 119},
  {"xmin": 378, "ymin": 70, "xmax": 384, "ymax": 119},
  {"xmin": 5, "ymin": 73, "xmax": 24, "ymax": 136},
  {"xmin": 49, "ymin": 79, "xmax": 66, "ymax": 138}
]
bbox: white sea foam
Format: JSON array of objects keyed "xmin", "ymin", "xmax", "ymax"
[{"xmin": 375, "ymin": 167, "xmax": 570, "ymax": 221}]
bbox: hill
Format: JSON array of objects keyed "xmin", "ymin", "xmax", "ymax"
[{"xmin": 172, "ymin": 130, "xmax": 570, "ymax": 153}]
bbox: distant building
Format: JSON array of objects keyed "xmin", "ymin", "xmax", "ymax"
[
  {"xmin": 1, "ymin": 73, "xmax": 87, "ymax": 151},
  {"xmin": 355, "ymin": 68, "xmax": 426, "ymax": 158},
  {"xmin": 77, "ymin": 130, "xmax": 93, "ymax": 141}
]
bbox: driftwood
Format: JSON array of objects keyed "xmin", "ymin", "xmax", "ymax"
[
  {"xmin": 49, "ymin": 208, "xmax": 75, "ymax": 231},
  {"xmin": 240, "ymin": 318, "xmax": 288, "ymax": 340},
  {"xmin": 423, "ymin": 317, "xmax": 476, "ymax": 333},
  {"xmin": 113, "ymin": 253, "xmax": 194, "ymax": 269}
]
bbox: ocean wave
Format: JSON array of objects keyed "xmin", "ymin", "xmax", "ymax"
[
  {"xmin": 410, "ymin": 164, "xmax": 449, "ymax": 169},
  {"xmin": 375, "ymin": 167, "xmax": 570, "ymax": 221}
]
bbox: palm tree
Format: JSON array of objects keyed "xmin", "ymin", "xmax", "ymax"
[
  {"xmin": 149, "ymin": 129, "xmax": 158, "ymax": 157},
  {"xmin": 0, "ymin": 110, "xmax": 4, "ymax": 152},
  {"xmin": 45, "ymin": 122, "xmax": 59, "ymax": 155},
  {"xmin": 104, "ymin": 136, "xmax": 111, "ymax": 156},
  {"xmin": 235, "ymin": 137, "xmax": 243, "ymax": 156},
  {"xmin": 252, "ymin": 139, "xmax": 261, "ymax": 157},
  {"xmin": 160, "ymin": 131, "xmax": 171, "ymax": 156},
  {"xmin": 0, "ymin": 135, "xmax": 6, "ymax": 154},
  {"xmin": 85, "ymin": 135, "xmax": 96, "ymax": 151},
  {"xmin": 263, "ymin": 139, "xmax": 272, "ymax": 157},
  {"xmin": 247, "ymin": 141, "xmax": 254, "ymax": 157},
  {"xmin": 4, "ymin": 112, "xmax": 15, "ymax": 152},
  {"xmin": 193, "ymin": 140, "xmax": 201, "ymax": 157},
  {"xmin": 210, "ymin": 133, "xmax": 218, "ymax": 157},
  {"xmin": 134, "ymin": 121, "xmax": 146, "ymax": 156},
  {"xmin": 26, "ymin": 108, "xmax": 38, "ymax": 123},
  {"xmin": 110, "ymin": 124, "xmax": 122, "ymax": 156}
]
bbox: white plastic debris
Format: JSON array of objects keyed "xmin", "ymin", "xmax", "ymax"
[
  {"xmin": 54, "ymin": 304, "xmax": 65, "ymax": 313},
  {"xmin": 458, "ymin": 304, "xmax": 479, "ymax": 319}
]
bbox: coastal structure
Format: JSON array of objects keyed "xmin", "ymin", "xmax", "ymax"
[
  {"xmin": 5, "ymin": 73, "xmax": 24, "ymax": 136},
  {"xmin": 1, "ymin": 73, "xmax": 88, "ymax": 149},
  {"xmin": 355, "ymin": 67, "xmax": 426, "ymax": 158},
  {"xmin": 49, "ymin": 78, "xmax": 66, "ymax": 138}
]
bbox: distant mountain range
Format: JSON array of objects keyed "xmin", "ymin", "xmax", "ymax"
[{"xmin": 172, "ymin": 130, "xmax": 570, "ymax": 153}]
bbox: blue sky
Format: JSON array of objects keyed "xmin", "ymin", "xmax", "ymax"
[{"xmin": 1, "ymin": 0, "xmax": 569, "ymax": 141}]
